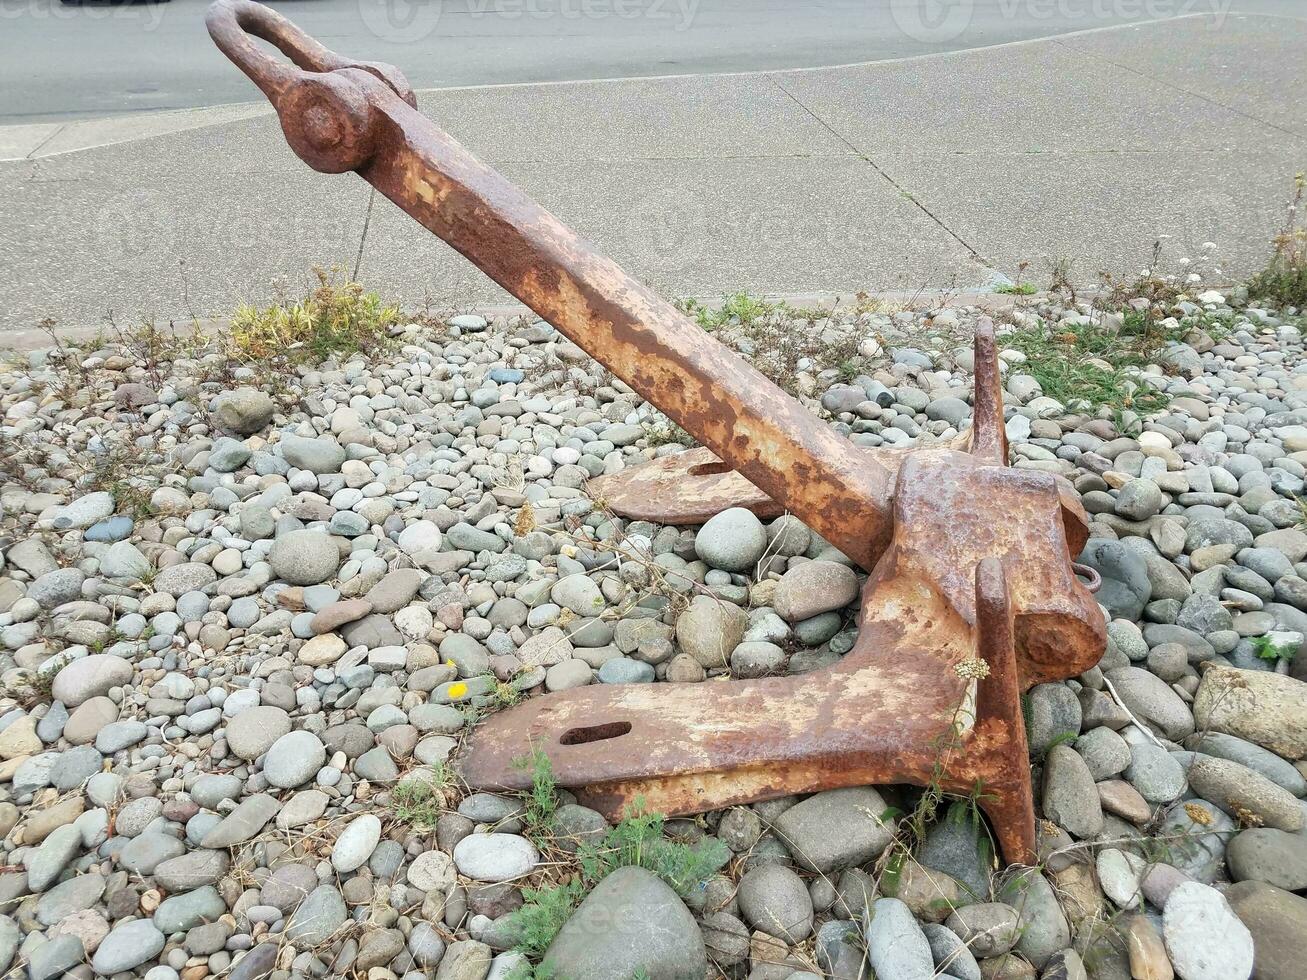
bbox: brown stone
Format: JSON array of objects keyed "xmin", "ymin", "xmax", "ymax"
[
  {"xmin": 467, "ymin": 882, "xmax": 524, "ymax": 918},
  {"xmin": 297, "ymin": 632, "xmax": 348, "ymax": 667},
  {"xmin": 1187, "ymin": 756, "xmax": 1304, "ymax": 831},
  {"xmin": 664, "ymin": 653, "xmax": 706, "ymax": 683},
  {"xmin": 883, "ymin": 860, "xmax": 964, "ymax": 923},
  {"xmin": 63, "ymin": 696, "xmax": 119, "ymax": 745},
  {"xmin": 436, "ymin": 602, "xmax": 464, "ymax": 630},
  {"xmin": 1194, "ymin": 666, "xmax": 1307, "ymax": 760},
  {"xmin": 309, "ymin": 599, "xmax": 372, "ymax": 635},
  {"xmin": 1189, "ymin": 544, "xmax": 1237, "ymax": 571},
  {"xmin": 1097, "ymin": 779, "xmax": 1152, "ymax": 824},
  {"xmin": 50, "ymin": 908, "xmax": 110, "ymax": 952},
  {"xmin": 1049, "ymin": 862, "xmax": 1105, "ymax": 933},
  {"xmin": 1124, "ymin": 912, "xmax": 1172, "ymax": 980},
  {"xmin": 275, "ymin": 587, "xmax": 305, "ymax": 610},
  {"xmin": 24, "ymin": 797, "xmax": 84, "ymax": 844},
  {"xmin": 1225, "ymin": 880, "xmax": 1307, "ymax": 980},
  {"xmin": 0, "ymin": 715, "xmax": 40, "ymax": 759},
  {"xmin": 748, "ymin": 930, "xmax": 790, "ymax": 966},
  {"xmin": 980, "ymin": 955, "xmax": 1036, "ymax": 980}
]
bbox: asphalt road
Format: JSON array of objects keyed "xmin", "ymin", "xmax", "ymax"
[{"xmin": 1, "ymin": 0, "xmax": 1299, "ymax": 123}]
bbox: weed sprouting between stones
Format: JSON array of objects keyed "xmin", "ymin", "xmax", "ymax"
[
  {"xmin": 389, "ymin": 772, "xmax": 453, "ymax": 832},
  {"xmin": 675, "ymin": 292, "xmax": 866, "ymax": 398},
  {"xmin": 998, "ymin": 317, "xmax": 1173, "ymax": 417},
  {"xmin": 1249, "ymin": 173, "xmax": 1307, "ymax": 308},
  {"xmin": 227, "ymin": 267, "xmax": 401, "ymax": 366},
  {"xmin": 1249, "ymin": 633, "xmax": 1298, "ymax": 665},
  {"xmin": 505, "ymin": 746, "xmax": 729, "ymax": 972},
  {"xmin": 513, "ymin": 744, "xmax": 562, "ymax": 846}
]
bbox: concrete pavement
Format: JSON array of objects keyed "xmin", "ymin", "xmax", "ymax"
[
  {"xmin": 1, "ymin": 12, "xmax": 1305, "ymax": 333},
  {"xmin": 7, "ymin": 0, "xmax": 1302, "ymax": 124}
]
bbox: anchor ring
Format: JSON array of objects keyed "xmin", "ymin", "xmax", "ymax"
[{"xmin": 1072, "ymin": 561, "xmax": 1102, "ymax": 594}]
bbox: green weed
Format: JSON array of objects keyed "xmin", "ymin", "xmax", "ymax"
[
  {"xmin": 1030, "ymin": 730, "xmax": 1081, "ymax": 761},
  {"xmin": 512, "ymin": 745, "xmax": 561, "ymax": 844},
  {"xmin": 493, "ymin": 680, "xmax": 526, "ymax": 711},
  {"xmin": 506, "ymin": 794, "xmax": 729, "ymax": 969},
  {"xmin": 1248, "ymin": 173, "xmax": 1307, "ymax": 308},
  {"xmin": 389, "ymin": 771, "xmax": 450, "ymax": 831},
  {"xmin": 995, "ymin": 283, "xmax": 1037, "ymax": 296},
  {"xmin": 1251, "ymin": 634, "xmax": 1297, "ymax": 663},
  {"xmin": 674, "ymin": 291, "xmax": 868, "ymax": 397},
  {"xmin": 0, "ymin": 654, "xmax": 67, "ymax": 710},
  {"xmin": 510, "ymin": 879, "xmax": 587, "ymax": 960},
  {"xmin": 228, "ymin": 267, "xmax": 400, "ymax": 365},
  {"xmin": 676, "ymin": 292, "xmax": 785, "ymax": 331},
  {"xmin": 644, "ymin": 421, "xmax": 696, "ymax": 449},
  {"xmin": 576, "ymin": 808, "xmax": 730, "ymax": 896},
  {"xmin": 999, "ymin": 318, "xmax": 1173, "ymax": 415},
  {"xmin": 110, "ymin": 479, "xmax": 155, "ymax": 521}
]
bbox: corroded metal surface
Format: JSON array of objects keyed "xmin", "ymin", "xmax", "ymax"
[
  {"xmin": 588, "ymin": 447, "xmax": 785, "ymax": 524},
  {"xmin": 208, "ymin": 0, "xmax": 1106, "ymax": 866}
]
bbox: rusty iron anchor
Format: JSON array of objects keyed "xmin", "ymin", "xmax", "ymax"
[{"xmin": 208, "ymin": 0, "xmax": 1107, "ymax": 865}]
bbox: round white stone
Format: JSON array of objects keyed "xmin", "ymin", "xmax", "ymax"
[
  {"xmin": 452, "ymin": 833, "xmax": 539, "ymax": 882},
  {"xmin": 332, "ymin": 814, "xmax": 382, "ymax": 873},
  {"xmin": 1163, "ymin": 881, "xmax": 1254, "ymax": 980},
  {"xmin": 398, "ymin": 521, "xmax": 443, "ymax": 555},
  {"xmin": 407, "ymin": 850, "xmax": 456, "ymax": 892},
  {"xmin": 262, "ymin": 730, "xmax": 326, "ymax": 788}
]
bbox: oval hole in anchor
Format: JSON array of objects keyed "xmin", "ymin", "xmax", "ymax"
[
  {"xmin": 687, "ymin": 460, "xmax": 731, "ymax": 477},
  {"xmin": 559, "ymin": 721, "xmax": 632, "ymax": 745}
]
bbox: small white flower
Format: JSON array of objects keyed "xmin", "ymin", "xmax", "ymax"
[
  {"xmin": 1178, "ymin": 257, "xmax": 1191, "ymax": 266},
  {"xmin": 1187, "ymin": 273, "xmax": 1201, "ymax": 283}
]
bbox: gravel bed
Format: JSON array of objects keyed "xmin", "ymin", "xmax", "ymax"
[{"xmin": 1, "ymin": 289, "xmax": 1306, "ymax": 980}]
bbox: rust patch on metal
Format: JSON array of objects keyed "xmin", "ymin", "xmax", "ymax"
[
  {"xmin": 208, "ymin": 0, "xmax": 1106, "ymax": 866},
  {"xmin": 588, "ymin": 448, "xmax": 784, "ymax": 523}
]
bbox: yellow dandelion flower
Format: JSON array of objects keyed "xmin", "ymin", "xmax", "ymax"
[{"xmin": 447, "ymin": 682, "xmax": 468, "ymax": 700}]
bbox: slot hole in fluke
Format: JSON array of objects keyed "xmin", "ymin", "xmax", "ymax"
[
  {"xmin": 559, "ymin": 721, "xmax": 633, "ymax": 745},
  {"xmin": 688, "ymin": 460, "xmax": 731, "ymax": 477}
]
